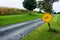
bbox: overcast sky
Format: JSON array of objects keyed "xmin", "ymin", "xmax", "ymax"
[
  {"xmin": 0, "ymin": 0, "xmax": 60, "ymax": 12},
  {"xmin": 53, "ymin": 1, "xmax": 60, "ymax": 12}
]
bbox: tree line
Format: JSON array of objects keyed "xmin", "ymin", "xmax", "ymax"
[{"xmin": 23, "ymin": 0, "xmax": 59, "ymax": 15}]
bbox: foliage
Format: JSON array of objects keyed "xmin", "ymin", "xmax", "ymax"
[
  {"xmin": 23, "ymin": 0, "xmax": 37, "ymax": 15},
  {"xmin": 37, "ymin": 0, "xmax": 59, "ymax": 13},
  {"xmin": 23, "ymin": 0, "xmax": 37, "ymax": 11},
  {"xmin": 57, "ymin": 12, "xmax": 60, "ymax": 14},
  {"xmin": 37, "ymin": 1, "xmax": 43, "ymax": 12},
  {"xmin": 43, "ymin": 0, "xmax": 52, "ymax": 13}
]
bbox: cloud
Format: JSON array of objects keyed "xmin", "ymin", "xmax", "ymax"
[
  {"xmin": 53, "ymin": 1, "xmax": 60, "ymax": 12},
  {"xmin": 0, "ymin": 0, "xmax": 24, "ymax": 9}
]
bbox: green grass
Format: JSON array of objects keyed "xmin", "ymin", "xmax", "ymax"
[
  {"xmin": 22, "ymin": 14, "xmax": 60, "ymax": 40},
  {"xmin": 0, "ymin": 13, "xmax": 43, "ymax": 26}
]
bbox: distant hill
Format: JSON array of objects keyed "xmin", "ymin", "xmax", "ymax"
[{"xmin": 0, "ymin": 7, "xmax": 30, "ymax": 15}]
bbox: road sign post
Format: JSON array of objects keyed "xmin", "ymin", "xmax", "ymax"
[
  {"xmin": 48, "ymin": 23, "xmax": 51, "ymax": 31},
  {"xmin": 42, "ymin": 12, "xmax": 53, "ymax": 31}
]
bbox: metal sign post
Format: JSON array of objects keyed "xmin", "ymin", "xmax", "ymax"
[{"xmin": 48, "ymin": 23, "xmax": 51, "ymax": 31}]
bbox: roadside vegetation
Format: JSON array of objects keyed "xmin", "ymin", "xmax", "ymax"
[
  {"xmin": 0, "ymin": 8, "xmax": 43, "ymax": 26},
  {"xmin": 0, "ymin": 7, "xmax": 30, "ymax": 15},
  {"xmin": 22, "ymin": 14, "xmax": 60, "ymax": 40}
]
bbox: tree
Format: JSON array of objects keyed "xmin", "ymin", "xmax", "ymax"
[
  {"xmin": 37, "ymin": 0, "xmax": 59, "ymax": 13},
  {"xmin": 23, "ymin": 0, "xmax": 37, "ymax": 15},
  {"xmin": 43, "ymin": 0, "xmax": 52, "ymax": 13},
  {"xmin": 37, "ymin": 0, "xmax": 52, "ymax": 13},
  {"xmin": 57, "ymin": 12, "xmax": 60, "ymax": 14},
  {"xmin": 37, "ymin": 1, "xmax": 43, "ymax": 13}
]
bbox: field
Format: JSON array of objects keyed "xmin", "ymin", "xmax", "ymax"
[
  {"xmin": 22, "ymin": 14, "xmax": 60, "ymax": 40},
  {"xmin": 0, "ymin": 13, "xmax": 43, "ymax": 27},
  {"xmin": 0, "ymin": 7, "xmax": 43, "ymax": 26}
]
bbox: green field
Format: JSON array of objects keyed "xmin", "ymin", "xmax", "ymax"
[
  {"xmin": 22, "ymin": 14, "xmax": 60, "ymax": 40},
  {"xmin": 0, "ymin": 13, "xmax": 43, "ymax": 26}
]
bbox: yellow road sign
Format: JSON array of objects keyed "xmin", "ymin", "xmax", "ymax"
[{"xmin": 42, "ymin": 12, "xmax": 53, "ymax": 23}]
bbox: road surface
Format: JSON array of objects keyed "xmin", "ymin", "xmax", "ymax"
[{"xmin": 0, "ymin": 19, "xmax": 44, "ymax": 40}]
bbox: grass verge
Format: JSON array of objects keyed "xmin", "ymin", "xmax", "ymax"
[
  {"xmin": 0, "ymin": 13, "xmax": 43, "ymax": 26},
  {"xmin": 22, "ymin": 14, "xmax": 60, "ymax": 40}
]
